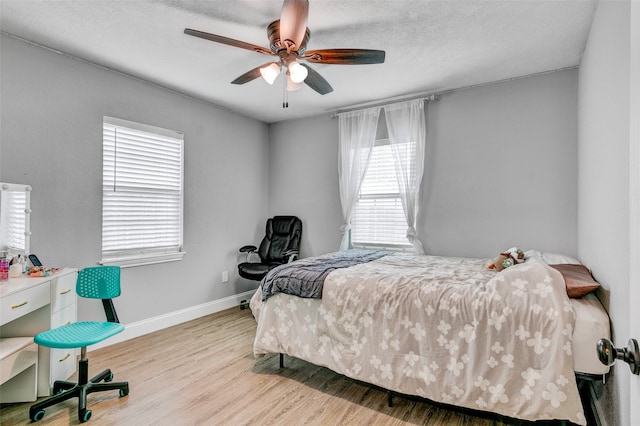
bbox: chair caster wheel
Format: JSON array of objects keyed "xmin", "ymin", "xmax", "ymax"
[
  {"xmin": 52, "ymin": 382, "xmax": 66, "ymax": 394},
  {"xmin": 30, "ymin": 409, "xmax": 45, "ymax": 422},
  {"xmin": 79, "ymin": 408, "xmax": 92, "ymax": 422},
  {"xmin": 105, "ymin": 372, "xmax": 114, "ymax": 382},
  {"xmin": 119, "ymin": 386, "xmax": 129, "ymax": 397}
]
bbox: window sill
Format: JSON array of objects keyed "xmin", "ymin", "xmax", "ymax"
[
  {"xmin": 99, "ymin": 251, "xmax": 186, "ymax": 268},
  {"xmin": 352, "ymin": 243, "xmax": 414, "ymax": 253}
]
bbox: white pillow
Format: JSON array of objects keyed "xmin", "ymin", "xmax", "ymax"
[
  {"xmin": 541, "ymin": 252, "xmax": 581, "ymax": 265},
  {"xmin": 524, "ymin": 250, "xmax": 543, "ymax": 261}
]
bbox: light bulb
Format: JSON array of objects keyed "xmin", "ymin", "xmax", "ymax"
[
  {"xmin": 260, "ymin": 63, "xmax": 281, "ymax": 85},
  {"xmin": 286, "ymin": 74, "xmax": 303, "ymax": 91},
  {"xmin": 288, "ymin": 61, "xmax": 308, "ymax": 83}
]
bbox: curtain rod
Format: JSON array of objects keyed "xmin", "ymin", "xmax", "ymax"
[
  {"xmin": 329, "ymin": 93, "xmax": 441, "ymax": 118},
  {"xmin": 329, "ymin": 65, "xmax": 578, "ymax": 118}
]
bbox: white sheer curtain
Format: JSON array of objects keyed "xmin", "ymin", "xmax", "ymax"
[
  {"xmin": 383, "ymin": 99, "xmax": 426, "ymax": 254},
  {"xmin": 337, "ymin": 107, "xmax": 381, "ymax": 250}
]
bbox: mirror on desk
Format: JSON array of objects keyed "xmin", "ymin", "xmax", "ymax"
[{"xmin": 0, "ymin": 182, "xmax": 31, "ymax": 258}]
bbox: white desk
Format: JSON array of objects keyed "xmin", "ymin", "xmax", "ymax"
[{"xmin": 0, "ymin": 268, "xmax": 78, "ymax": 400}]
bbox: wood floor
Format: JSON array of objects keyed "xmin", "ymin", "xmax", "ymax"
[{"xmin": 1, "ymin": 307, "xmax": 560, "ymax": 425}]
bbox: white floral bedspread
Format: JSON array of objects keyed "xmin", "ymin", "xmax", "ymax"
[{"xmin": 250, "ymin": 254, "xmax": 585, "ymax": 424}]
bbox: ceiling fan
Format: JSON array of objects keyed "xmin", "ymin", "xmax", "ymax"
[{"xmin": 184, "ymin": 0, "xmax": 385, "ymax": 100}]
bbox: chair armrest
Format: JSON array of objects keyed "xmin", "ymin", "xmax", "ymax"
[
  {"xmin": 239, "ymin": 245, "xmax": 257, "ymax": 253},
  {"xmin": 283, "ymin": 249, "xmax": 299, "ymax": 263}
]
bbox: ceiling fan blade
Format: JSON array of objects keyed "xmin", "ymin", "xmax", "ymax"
[
  {"xmin": 279, "ymin": 0, "xmax": 309, "ymax": 49},
  {"xmin": 303, "ymin": 49, "xmax": 386, "ymax": 65},
  {"xmin": 300, "ymin": 64, "xmax": 333, "ymax": 95},
  {"xmin": 231, "ymin": 63, "xmax": 276, "ymax": 85},
  {"xmin": 184, "ymin": 28, "xmax": 274, "ymax": 56}
]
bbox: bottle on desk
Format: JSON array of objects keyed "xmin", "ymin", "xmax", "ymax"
[{"xmin": 0, "ymin": 258, "xmax": 8, "ymax": 282}]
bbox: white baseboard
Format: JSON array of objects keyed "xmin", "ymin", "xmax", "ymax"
[{"xmin": 89, "ymin": 290, "xmax": 256, "ymax": 351}]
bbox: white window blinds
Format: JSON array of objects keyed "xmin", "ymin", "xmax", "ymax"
[
  {"xmin": 351, "ymin": 140, "xmax": 411, "ymax": 249},
  {"xmin": 102, "ymin": 117, "xmax": 185, "ymax": 267}
]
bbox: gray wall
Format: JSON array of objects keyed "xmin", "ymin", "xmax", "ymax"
[
  {"xmin": 268, "ymin": 115, "xmax": 343, "ymax": 257},
  {"xmin": 0, "ymin": 35, "xmax": 270, "ymax": 324},
  {"xmin": 269, "ymin": 69, "xmax": 579, "ymax": 259},
  {"xmin": 578, "ymin": 1, "xmax": 633, "ymax": 425},
  {"xmin": 420, "ymin": 70, "xmax": 578, "ymax": 257}
]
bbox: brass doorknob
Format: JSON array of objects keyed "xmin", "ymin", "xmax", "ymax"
[{"xmin": 597, "ymin": 338, "xmax": 640, "ymax": 375}]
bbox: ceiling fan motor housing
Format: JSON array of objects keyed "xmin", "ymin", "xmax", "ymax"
[{"xmin": 267, "ymin": 20, "xmax": 310, "ymax": 55}]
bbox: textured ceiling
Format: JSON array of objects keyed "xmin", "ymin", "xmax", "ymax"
[{"xmin": 0, "ymin": 0, "xmax": 597, "ymax": 123}]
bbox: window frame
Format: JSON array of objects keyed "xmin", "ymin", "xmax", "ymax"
[
  {"xmin": 100, "ymin": 117, "xmax": 186, "ymax": 268},
  {"xmin": 350, "ymin": 138, "xmax": 412, "ymax": 252}
]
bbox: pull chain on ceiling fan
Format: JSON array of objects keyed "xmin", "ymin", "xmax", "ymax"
[{"xmin": 184, "ymin": 0, "xmax": 385, "ymax": 106}]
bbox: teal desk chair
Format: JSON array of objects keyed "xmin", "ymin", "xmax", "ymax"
[{"xmin": 29, "ymin": 266, "xmax": 129, "ymax": 423}]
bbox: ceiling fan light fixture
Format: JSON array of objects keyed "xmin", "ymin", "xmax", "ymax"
[
  {"xmin": 286, "ymin": 74, "xmax": 303, "ymax": 91},
  {"xmin": 288, "ymin": 61, "xmax": 308, "ymax": 83},
  {"xmin": 260, "ymin": 62, "xmax": 281, "ymax": 85}
]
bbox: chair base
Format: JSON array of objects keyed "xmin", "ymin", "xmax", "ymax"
[{"xmin": 29, "ymin": 358, "xmax": 129, "ymax": 423}]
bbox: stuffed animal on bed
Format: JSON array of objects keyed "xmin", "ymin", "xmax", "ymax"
[{"xmin": 488, "ymin": 247, "xmax": 525, "ymax": 271}]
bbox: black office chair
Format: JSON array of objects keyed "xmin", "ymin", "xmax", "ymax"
[{"xmin": 238, "ymin": 216, "xmax": 302, "ymax": 281}]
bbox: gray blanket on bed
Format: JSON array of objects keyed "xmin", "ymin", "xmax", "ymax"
[{"xmin": 261, "ymin": 249, "xmax": 388, "ymax": 300}]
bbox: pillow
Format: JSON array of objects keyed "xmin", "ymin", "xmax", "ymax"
[
  {"xmin": 541, "ymin": 252, "xmax": 580, "ymax": 265},
  {"xmin": 548, "ymin": 263, "xmax": 600, "ymax": 298},
  {"xmin": 524, "ymin": 250, "xmax": 543, "ymax": 262}
]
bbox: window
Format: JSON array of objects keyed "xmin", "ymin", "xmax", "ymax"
[
  {"xmin": 351, "ymin": 139, "xmax": 411, "ymax": 250},
  {"xmin": 101, "ymin": 117, "xmax": 185, "ymax": 267}
]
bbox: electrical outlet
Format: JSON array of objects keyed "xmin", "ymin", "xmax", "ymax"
[{"xmin": 222, "ymin": 270, "xmax": 229, "ymax": 283}]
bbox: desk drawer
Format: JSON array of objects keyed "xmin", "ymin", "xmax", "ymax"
[
  {"xmin": 47, "ymin": 305, "xmax": 77, "ymax": 394},
  {"xmin": 0, "ymin": 283, "xmax": 50, "ymax": 326},
  {"xmin": 50, "ymin": 303, "xmax": 76, "ymax": 330},
  {"xmin": 51, "ymin": 272, "xmax": 77, "ymax": 313},
  {"xmin": 50, "ymin": 347, "xmax": 76, "ymax": 386}
]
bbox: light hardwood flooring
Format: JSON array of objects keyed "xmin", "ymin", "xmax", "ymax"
[{"xmin": 2, "ymin": 307, "xmax": 547, "ymax": 425}]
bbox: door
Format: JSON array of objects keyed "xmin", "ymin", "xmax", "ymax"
[{"xmin": 629, "ymin": 2, "xmax": 640, "ymax": 423}]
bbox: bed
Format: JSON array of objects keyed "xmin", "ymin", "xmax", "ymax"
[{"xmin": 249, "ymin": 250, "xmax": 610, "ymax": 425}]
